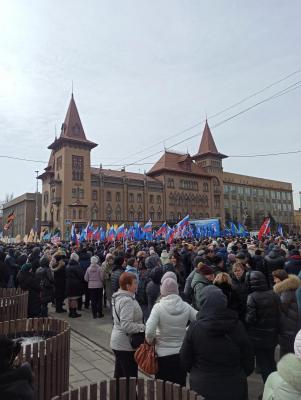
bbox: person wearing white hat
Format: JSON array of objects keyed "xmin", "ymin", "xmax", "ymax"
[{"xmin": 263, "ymin": 329, "xmax": 301, "ymax": 399}]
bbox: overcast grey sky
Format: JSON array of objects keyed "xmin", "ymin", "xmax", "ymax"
[{"xmin": 0, "ymin": 0, "xmax": 300, "ymax": 207}]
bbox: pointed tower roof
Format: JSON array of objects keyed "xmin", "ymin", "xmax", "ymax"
[
  {"xmin": 193, "ymin": 120, "xmax": 227, "ymax": 159},
  {"xmin": 48, "ymin": 94, "xmax": 97, "ymax": 150},
  {"xmin": 61, "ymin": 94, "xmax": 87, "ymax": 140}
]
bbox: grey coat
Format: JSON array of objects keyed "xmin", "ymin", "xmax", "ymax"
[{"xmin": 110, "ymin": 290, "xmax": 145, "ymax": 351}]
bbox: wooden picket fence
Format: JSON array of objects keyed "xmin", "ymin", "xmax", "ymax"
[
  {"xmin": 0, "ymin": 288, "xmax": 28, "ymax": 322},
  {"xmin": 0, "ymin": 318, "xmax": 70, "ymax": 400},
  {"xmin": 51, "ymin": 378, "xmax": 204, "ymax": 400}
]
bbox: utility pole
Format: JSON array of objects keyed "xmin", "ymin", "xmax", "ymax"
[{"xmin": 35, "ymin": 171, "xmax": 39, "ymax": 233}]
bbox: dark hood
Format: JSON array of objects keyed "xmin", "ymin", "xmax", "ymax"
[
  {"xmin": 196, "ymin": 286, "xmax": 238, "ymax": 335},
  {"xmin": 247, "ymin": 270, "xmax": 268, "ymax": 292},
  {"xmin": 145, "ymin": 254, "xmax": 161, "ymax": 269},
  {"xmin": 267, "ymin": 250, "xmax": 281, "ymax": 259},
  {"xmin": 150, "ymin": 266, "xmax": 164, "ymax": 284},
  {"xmin": 39, "ymin": 257, "xmax": 49, "ymax": 268}
]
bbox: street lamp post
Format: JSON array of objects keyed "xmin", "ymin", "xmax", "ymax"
[{"xmin": 35, "ymin": 171, "xmax": 39, "ymax": 234}]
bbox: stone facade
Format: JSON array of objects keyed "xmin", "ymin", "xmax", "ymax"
[
  {"xmin": 223, "ymin": 172, "xmax": 294, "ymax": 231},
  {"xmin": 38, "ymin": 95, "xmax": 295, "ymax": 236},
  {"xmin": 2, "ymin": 193, "xmax": 42, "ymax": 237}
]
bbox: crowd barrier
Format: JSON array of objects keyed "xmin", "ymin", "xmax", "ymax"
[
  {"xmin": 51, "ymin": 378, "xmax": 204, "ymax": 400},
  {"xmin": 0, "ymin": 288, "xmax": 28, "ymax": 322},
  {"xmin": 0, "ymin": 318, "xmax": 70, "ymax": 400}
]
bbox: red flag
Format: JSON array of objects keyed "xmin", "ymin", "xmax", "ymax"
[{"xmin": 258, "ymin": 218, "xmax": 270, "ymax": 240}]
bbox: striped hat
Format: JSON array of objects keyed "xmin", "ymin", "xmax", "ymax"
[{"xmin": 294, "ymin": 329, "xmax": 301, "ymax": 359}]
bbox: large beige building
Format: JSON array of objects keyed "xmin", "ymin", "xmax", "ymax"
[
  {"xmin": 38, "ymin": 95, "xmax": 294, "ymax": 237},
  {"xmin": 2, "ymin": 193, "xmax": 42, "ymax": 237},
  {"xmin": 223, "ymin": 172, "xmax": 294, "ymax": 231}
]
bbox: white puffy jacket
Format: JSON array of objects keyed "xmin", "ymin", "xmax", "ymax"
[{"xmin": 145, "ymin": 294, "xmax": 197, "ymax": 357}]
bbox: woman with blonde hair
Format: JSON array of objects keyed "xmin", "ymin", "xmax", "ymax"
[{"xmin": 214, "ymin": 272, "xmax": 240, "ymax": 314}]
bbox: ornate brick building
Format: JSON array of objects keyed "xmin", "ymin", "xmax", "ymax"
[{"xmin": 39, "ymin": 95, "xmax": 294, "ymax": 237}]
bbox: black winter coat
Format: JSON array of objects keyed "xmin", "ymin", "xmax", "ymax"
[
  {"xmin": 273, "ymin": 274, "xmax": 301, "ymax": 351},
  {"xmin": 35, "ymin": 259, "xmax": 54, "ymax": 304},
  {"xmin": 79, "ymin": 251, "xmax": 91, "ymax": 272},
  {"xmin": 17, "ymin": 270, "xmax": 41, "ymax": 318},
  {"xmin": 264, "ymin": 250, "xmax": 285, "ymax": 283},
  {"xmin": 245, "ymin": 271, "xmax": 280, "ymax": 349},
  {"xmin": 50, "ymin": 259, "xmax": 66, "ymax": 299},
  {"xmin": 231, "ymin": 273, "xmax": 248, "ymax": 321},
  {"xmin": 65, "ymin": 260, "xmax": 84, "ymax": 297},
  {"xmin": 111, "ymin": 266, "xmax": 125, "ymax": 294},
  {"xmin": 0, "ymin": 363, "xmax": 34, "ymax": 400},
  {"xmin": 213, "ymin": 281, "xmax": 240, "ymax": 315},
  {"xmin": 146, "ymin": 266, "xmax": 164, "ymax": 315},
  {"xmin": 4, "ymin": 254, "xmax": 19, "ymax": 287},
  {"xmin": 285, "ymin": 255, "xmax": 301, "ymax": 275},
  {"xmin": 180, "ymin": 286, "xmax": 254, "ymax": 400},
  {"xmin": 0, "ymin": 257, "xmax": 10, "ymax": 288}
]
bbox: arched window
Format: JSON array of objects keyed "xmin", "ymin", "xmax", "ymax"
[
  {"xmin": 91, "ymin": 207, "xmax": 98, "ymax": 220},
  {"xmin": 203, "ymin": 182, "xmax": 209, "ymax": 192}
]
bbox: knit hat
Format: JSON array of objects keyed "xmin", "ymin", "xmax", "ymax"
[
  {"xmin": 294, "ymin": 329, "xmax": 301, "ymax": 359},
  {"xmin": 91, "ymin": 256, "xmax": 99, "ymax": 264},
  {"xmin": 161, "ymin": 271, "xmax": 177, "ymax": 284},
  {"xmin": 21, "ymin": 263, "xmax": 32, "ymax": 272},
  {"xmin": 160, "ymin": 278, "xmax": 179, "ymax": 297},
  {"xmin": 198, "ymin": 263, "xmax": 214, "ymax": 276},
  {"xmin": 160, "ymin": 250, "xmax": 170, "ymax": 265}
]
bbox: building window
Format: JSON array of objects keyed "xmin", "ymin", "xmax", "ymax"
[
  {"xmin": 167, "ymin": 178, "xmax": 174, "ymax": 188},
  {"xmin": 137, "ymin": 193, "xmax": 142, "ymax": 203},
  {"xmin": 72, "ymin": 188, "xmax": 77, "ymax": 198},
  {"xmin": 129, "ymin": 193, "xmax": 134, "ymax": 203},
  {"xmin": 78, "ymin": 209, "xmax": 82, "ymax": 219},
  {"xmin": 72, "ymin": 209, "xmax": 76, "ymax": 219},
  {"xmin": 129, "ymin": 211, "xmax": 134, "ymax": 221},
  {"xmin": 72, "ymin": 155, "xmax": 84, "ymax": 181},
  {"xmin": 157, "ymin": 212, "xmax": 161, "ymax": 220},
  {"xmin": 138, "ymin": 210, "xmax": 143, "ymax": 221},
  {"xmin": 149, "ymin": 195, "xmax": 154, "ymax": 204},
  {"xmin": 43, "ymin": 191, "xmax": 49, "ymax": 206},
  {"xmin": 203, "ymin": 182, "xmax": 209, "ymax": 192},
  {"xmin": 214, "ymin": 195, "xmax": 220, "ymax": 209},
  {"xmin": 150, "ymin": 211, "xmax": 155, "ymax": 220},
  {"xmin": 157, "ymin": 195, "xmax": 161, "ymax": 204},
  {"xmin": 57, "ymin": 156, "xmax": 62, "ymax": 170},
  {"xmin": 56, "ymin": 209, "xmax": 60, "ymax": 221},
  {"xmin": 44, "ymin": 212, "xmax": 47, "ymax": 221},
  {"xmin": 91, "ymin": 207, "xmax": 98, "ymax": 220},
  {"xmin": 106, "ymin": 191, "xmax": 111, "ymax": 201},
  {"xmin": 79, "ymin": 189, "xmax": 84, "ymax": 199},
  {"xmin": 92, "ymin": 190, "xmax": 98, "ymax": 200},
  {"xmin": 116, "ymin": 192, "xmax": 121, "ymax": 202}
]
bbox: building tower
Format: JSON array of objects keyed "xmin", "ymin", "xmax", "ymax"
[
  {"xmin": 39, "ymin": 95, "xmax": 97, "ymax": 238},
  {"xmin": 193, "ymin": 120, "xmax": 228, "ymax": 223}
]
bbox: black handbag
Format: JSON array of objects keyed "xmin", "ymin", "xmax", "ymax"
[
  {"xmin": 130, "ymin": 332, "xmax": 145, "ymax": 349},
  {"xmin": 113, "ymin": 299, "xmax": 145, "ymax": 349}
]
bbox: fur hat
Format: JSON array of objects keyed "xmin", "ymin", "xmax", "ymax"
[
  {"xmin": 90, "ymin": 256, "xmax": 99, "ymax": 264},
  {"xmin": 160, "ymin": 278, "xmax": 179, "ymax": 297},
  {"xmin": 294, "ymin": 329, "xmax": 301, "ymax": 359}
]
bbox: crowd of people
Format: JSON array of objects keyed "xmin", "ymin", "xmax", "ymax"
[{"xmin": 1, "ymin": 235, "xmax": 301, "ymax": 399}]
